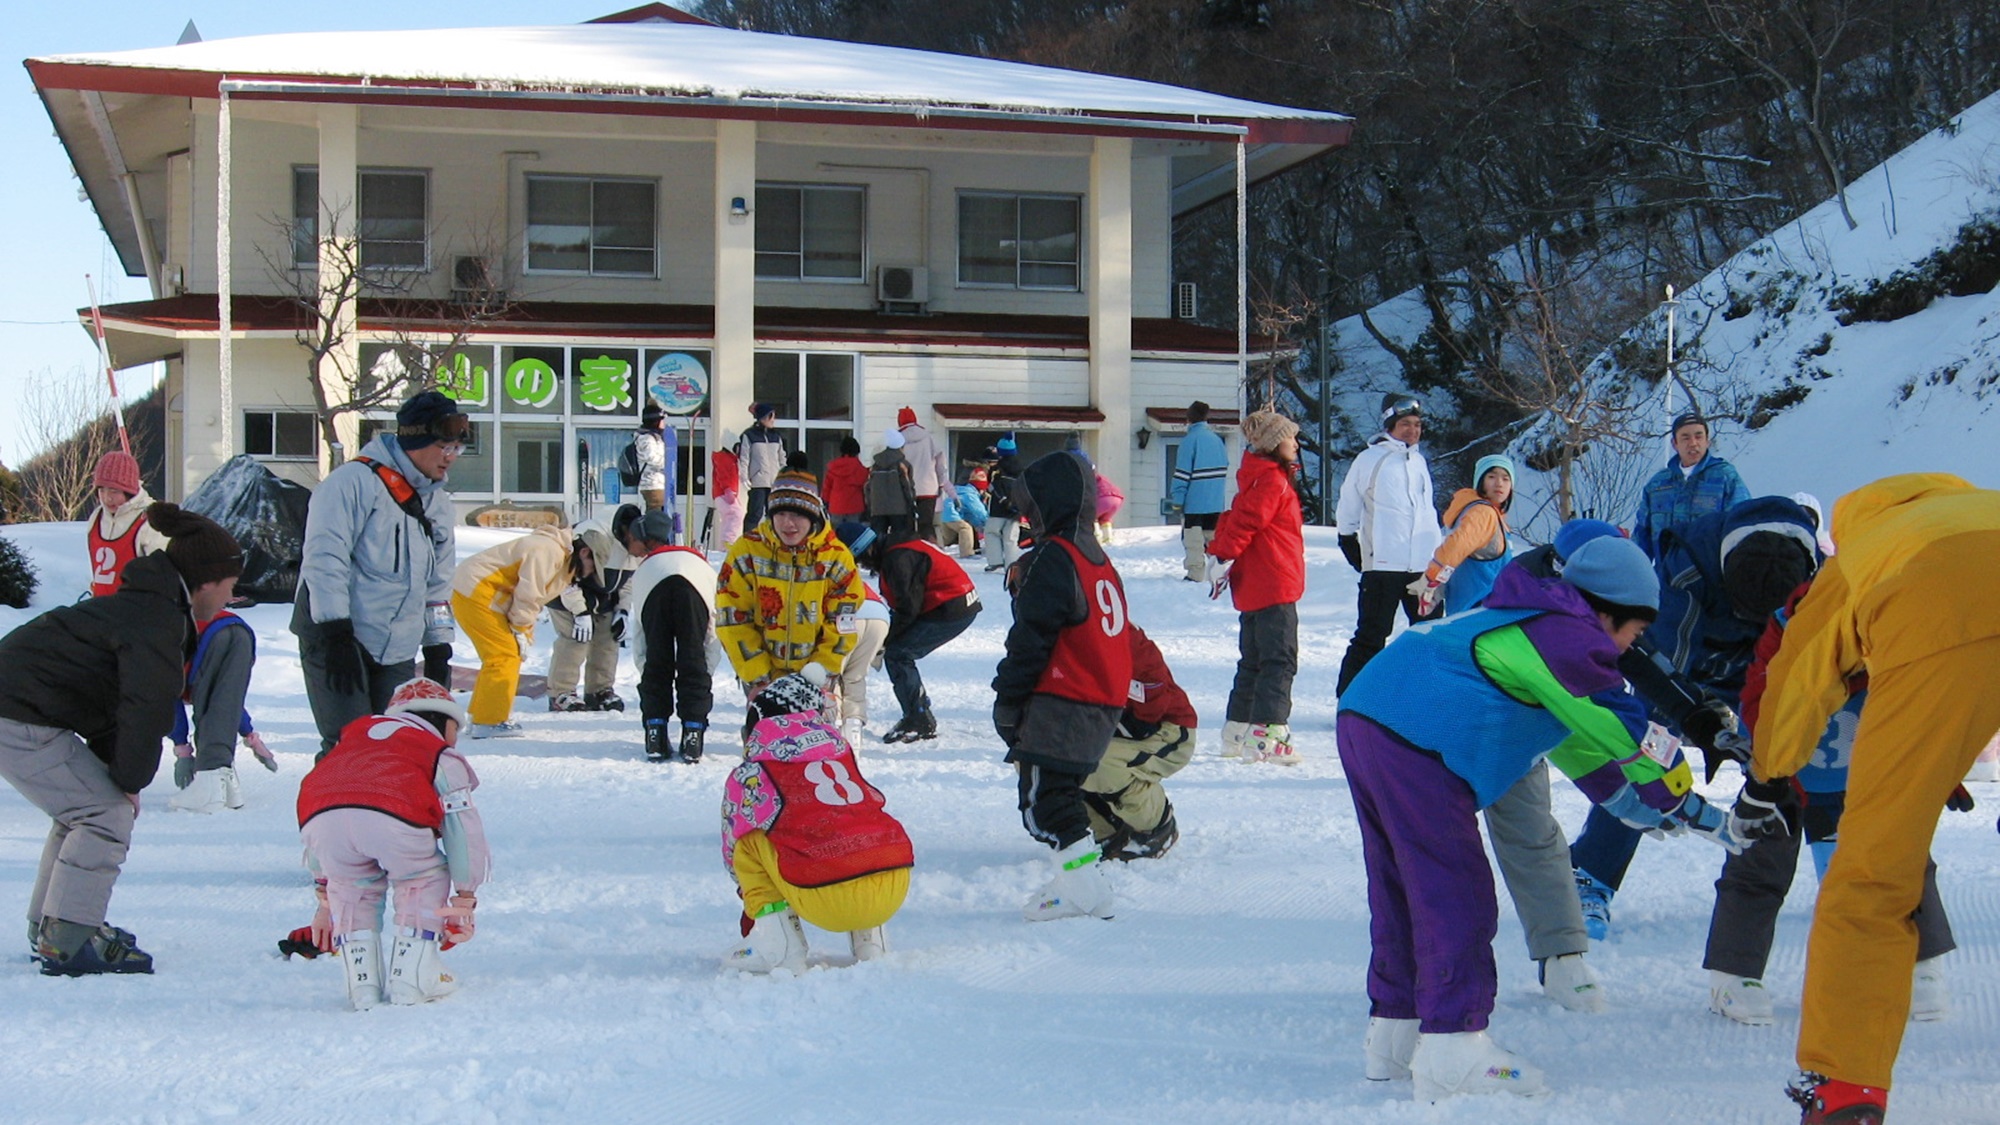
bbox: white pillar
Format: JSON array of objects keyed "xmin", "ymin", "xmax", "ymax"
[
  {"xmin": 1089, "ymin": 136, "xmax": 1134, "ymax": 524},
  {"xmin": 215, "ymin": 89, "xmax": 234, "ymax": 459},
  {"xmin": 711, "ymin": 120, "xmax": 757, "ymax": 465},
  {"xmin": 318, "ymin": 104, "xmax": 360, "ymax": 470}
]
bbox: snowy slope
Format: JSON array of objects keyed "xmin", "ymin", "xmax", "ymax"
[{"xmin": 1, "ymin": 522, "xmax": 1998, "ymax": 1122}]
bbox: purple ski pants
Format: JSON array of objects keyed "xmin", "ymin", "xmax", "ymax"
[{"xmin": 1338, "ymin": 712, "xmax": 1497, "ymax": 1034}]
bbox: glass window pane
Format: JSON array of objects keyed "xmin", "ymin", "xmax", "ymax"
[
  {"xmin": 526, "ymin": 177, "xmax": 591, "ymax": 272},
  {"xmin": 804, "ymin": 354, "xmax": 854, "ymax": 421},
  {"xmin": 1019, "ymin": 262, "xmax": 1080, "ymax": 289},
  {"xmin": 570, "ymin": 348, "xmax": 638, "ymax": 417},
  {"xmin": 501, "ymin": 421, "xmax": 565, "ymax": 495},
  {"xmin": 499, "ymin": 346, "xmax": 566, "ymax": 415},
  {"xmin": 1019, "ymin": 196, "xmax": 1079, "ymax": 266},
  {"xmin": 755, "ymin": 187, "xmax": 802, "ymax": 255},
  {"xmin": 803, "ymin": 428, "xmax": 847, "ymax": 479},
  {"xmin": 752, "ymin": 353, "xmax": 799, "ymax": 419},
  {"xmin": 958, "ymin": 194, "xmax": 1017, "ymax": 285},
  {"xmin": 275, "ymin": 412, "xmax": 318, "ymax": 457},
  {"xmin": 802, "ymin": 187, "xmax": 863, "ymax": 280},
  {"xmin": 362, "ymin": 173, "xmax": 426, "ymax": 222},
  {"xmin": 245, "ymin": 413, "xmax": 275, "ymax": 457},
  {"xmin": 593, "ymin": 180, "xmax": 656, "ymax": 250},
  {"xmin": 591, "ymin": 247, "xmax": 655, "ymax": 275},
  {"xmin": 448, "ymin": 420, "xmax": 495, "ymax": 496},
  {"xmin": 292, "ymin": 168, "xmax": 318, "ymax": 266}
]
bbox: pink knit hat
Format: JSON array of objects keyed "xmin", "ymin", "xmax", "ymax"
[{"xmin": 93, "ymin": 451, "xmax": 142, "ymax": 497}]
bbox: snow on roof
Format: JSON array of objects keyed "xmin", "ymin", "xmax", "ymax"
[{"xmin": 33, "ymin": 21, "xmax": 1347, "ymax": 132}]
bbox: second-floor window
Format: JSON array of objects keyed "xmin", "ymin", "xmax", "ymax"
[
  {"xmin": 291, "ymin": 167, "xmax": 430, "ymax": 270},
  {"xmin": 526, "ymin": 175, "xmax": 658, "ymax": 276},
  {"xmin": 958, "ymin": 191, "xmax": 1081, "ymax": 290},
  {"xmin": 755, "ymin": 184, "xmax": 866, "ymax": 281}
]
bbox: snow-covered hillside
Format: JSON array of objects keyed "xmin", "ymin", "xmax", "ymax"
[{"xmin": 1, "ymin": 522, "xmax": 1998, "ymax": 1122}]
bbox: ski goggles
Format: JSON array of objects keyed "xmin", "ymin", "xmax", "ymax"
[
  {"xmin": 1381, "ymin": 396, "xmax": 1424, "ymax": 425},
  {"xmin": 398, "ymin": 411, "xmax": 474, "ymax": 448}
]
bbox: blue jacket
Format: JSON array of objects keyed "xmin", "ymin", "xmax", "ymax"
[
  {"xmin": 954, "ymin": 484, "xmax": 989, "ymax": 526},
  {"xmin": 1648, "ymin": 496, "xmax": 1818, "ymax": 707},
  {"xmin": 1169, "ymin": 421, "xmax": 1229, "ymax": 515},
  {"xmin": 1632, "ymin": 451, "xmax": 1748, "ymax": 557},
  {"xmin": 1340, "ymin": 567, "xmax": 1682, "ymax": 813}
]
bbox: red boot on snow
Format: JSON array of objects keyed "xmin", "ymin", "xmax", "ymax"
[{"xmin": 1788, "ymin": 1071, "xmax": 1887, "ymax": 1124}]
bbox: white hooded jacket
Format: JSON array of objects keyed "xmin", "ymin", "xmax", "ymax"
[{"xmin": 1334, "ymin": 434, "xmax": 1442, "ymax": 573}]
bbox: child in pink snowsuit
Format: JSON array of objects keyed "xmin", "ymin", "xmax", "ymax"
[
  {"xmin": 298, "ymin": 678, "xmax": 491, "ymax": 1009},
  {"xmin": 1095, "ymin": 474, "xmax": 1125, "ymax": 543}
]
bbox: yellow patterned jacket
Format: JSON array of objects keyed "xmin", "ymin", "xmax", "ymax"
[{"xmin": 715, "ymin": 520, "xmax": 865, "ymax": 690}]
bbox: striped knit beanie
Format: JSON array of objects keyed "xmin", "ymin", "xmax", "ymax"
[{"xmin": 766, "ymin": 469, "xmax": 826, "ymax": 527}]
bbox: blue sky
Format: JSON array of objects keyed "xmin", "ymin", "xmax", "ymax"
[{"xmin": 0, "ymin": 2, "xmax": 618, "ymax": 467}]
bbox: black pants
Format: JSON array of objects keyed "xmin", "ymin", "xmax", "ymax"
[
  {"xmin": 916, "ymin": 496, "xmax": 939, "ymax": 542},
  {"xmin": 745, "ymin": 487, "xmax": 771, "ymax": 530},
  {"xmin": 1335, "ymin": 569, "xmax": 1431, "ymax": 695},
  {"xmin": 1017, "ymin": 762, "xmax": 1093, "ymax": 850},
  {"xmin": 636, "ymin": 579, "xmax": 714, "ymax": 729},
  {"xmin": 1227, "ymin": 601, "xmax": 1298, "ymax": 724},
  {"xmin": 1703, "ymin": 790, "xmax": 1956, "ymax": 978},
  {"xmin": 293, "ymin": 601, "xmax": 410, "ymax": 754}
]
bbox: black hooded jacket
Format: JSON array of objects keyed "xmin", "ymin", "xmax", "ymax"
[
  {"xmin": 992, "ymin": 451, "xmax": 1111, "ymax": 706},
  {"xmin": 0, "ymin": 552, "xmax": 192, "ymax": 792}
]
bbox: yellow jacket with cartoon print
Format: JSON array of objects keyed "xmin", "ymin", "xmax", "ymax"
[
  {"xmin": 715, "ymin": 520, "xmax": 865, "ymax": 690},
  {"xmin": 1753, "ymin": 472, "xmax": 2000, "ymax": 779}
]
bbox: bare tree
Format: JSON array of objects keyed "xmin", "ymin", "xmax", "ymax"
[{"xmin": 14, "ymin": 366, "xmax": 154, "ymax": 523}]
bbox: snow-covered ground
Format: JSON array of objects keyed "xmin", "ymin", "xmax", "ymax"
[{"xmin": 1, "ymin": 521, "xmax": 1997, "ymax": 1123}]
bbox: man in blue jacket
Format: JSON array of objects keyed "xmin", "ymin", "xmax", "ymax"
[
  {"xmin": 1571, "ymin": 495, "xmax": 1818, "ymax": 937},
  {"xmin": 1631, "ymin": 412, "xmax": 1749, "ymax": 557},
  {"xmin": 1168, "ymin": 400, "xmax": 1229, "ymax": 582}
]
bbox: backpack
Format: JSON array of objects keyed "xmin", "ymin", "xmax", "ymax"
[{"xmin": 617, "ymin": 441, "xmax": 642, "ymax": 488}]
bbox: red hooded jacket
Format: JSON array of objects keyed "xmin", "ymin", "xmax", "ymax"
[{"xmin": 1209, "ymin": 452, "xmax": 1305, "ymax": 612}]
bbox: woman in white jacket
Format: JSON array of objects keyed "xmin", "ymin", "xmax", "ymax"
[{"xmin": 1333, "ymin": 393, "xmax": 1443, "ymax": 694}]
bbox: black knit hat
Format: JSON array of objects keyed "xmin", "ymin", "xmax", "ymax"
[
  {"xmin": 146, "ymin": 503, "xmax": 244, "ymax": 588},
  {"xmin": 397, "ymin": 391, "xmax": 470, "ymax": 451},
  {"xmin": 1721, "ymin": 531, "xmax": 1814, "ymax": 620},
  {"xmin": 752, "ymin": 666, "xmax": 828, "ymax": 722}
]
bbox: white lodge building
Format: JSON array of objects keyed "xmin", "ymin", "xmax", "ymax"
[{"xmin": 30, "ymin": 4, "xmax": 1348, "ymax": 526}]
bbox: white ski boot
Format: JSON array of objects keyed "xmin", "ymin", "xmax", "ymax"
[
  {"xmin": 840, "ymin": 717, "xmax": 865, "ymax": 747},
  {"xmin": 1911, "ymin": 956, "xmax": 1949, "ymax": 1021},
  {"xmin": 219, "ymin": 765, "xmax": 244, "ymax": 810},
  {"xmin": 1707, "ymin": 971, "xmax": 1775, "ymax": 1026},
  {"xmin": 1023, "ymin": 839, "xmax": 1114, "ymax": 922},
  {"xmin": 386, "ymin": 928, "xmax": 457, "ymax": 1004},
  {"xmin": 1540, "ymin": 953, "xmax": 1607, "ymax": 1013},
  {"xmin": 1410, "ymin": 1030, "xmax": 1547, "ymax": 1101},
  {"xmin": 1364, "ymin": 1016, "xmax": 1419, "ymax": 1080},
  {"xmin": 1220, "ymin": 720, "xmax": 1250, "ymax": 758},
  {"xmin": 729, "ymin": 906, "xmax": 808, "ymax": 975},
  {"xmin": 848, "ymin": 925, "xmax": 889, "ymax": 962},
  {"xmin": 168, "ymin": 769, "xmax": 226, "ymax": 814},
  {"xmin": 337, "ymin": 930, "xmax": 383, "ymax": 1011},
  {"xmin": 1246, "ymin": 722, "xmax": 1298, "ymax": 765}
]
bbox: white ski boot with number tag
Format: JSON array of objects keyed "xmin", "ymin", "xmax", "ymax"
[
  {"xmin": 338, "ymin": 931, "xmax": 383, "ymax": 1011},
  {"xmin": 386, "ymin": 928, "xmax": 457, "ymax": 1004},
  {"xmin": 1023, "ymin": 839, "xmax": 1114, "ymax": 922}
]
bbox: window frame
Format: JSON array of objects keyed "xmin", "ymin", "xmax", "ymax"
[
  {"xmin": 523, "ymin": 173, "xmax": 661, "ymax": 279},
  {"xmin": 955, "ymin": 190, "xmax": 1083, "ymax": 292},
  {"xmin": 754, "ymin": 182, "xmax": 869, "ymax": 283},
  {"xmin": 290, "ymin": 166, "xmax": 432, "ymax": 273},
  {"xmin": 242, "ymin": 408, "xmax": 320, "ymax": 461}
]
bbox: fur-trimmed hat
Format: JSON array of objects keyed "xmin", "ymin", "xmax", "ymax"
[
  {"xmin": 146, "ymin": 503, "xmax": 244, "ymax": 588},
  {"xmin": 93, "ymin": 451, "xmax": 142, "ymax": 498},
  {"xmin": 766, "ymin": 469, "xmax": 826, "ymax": 527},
  {"xmin": 1241, "ymin": 409, "xmax": 1300, "ymax": 454},
  {"xmin": 386, "ymin": 677, "xmax": 467, "ymax": 735}
]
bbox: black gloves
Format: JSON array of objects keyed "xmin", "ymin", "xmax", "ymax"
[
  {"xmin": 1946, "ymin": 784, "xmax": 1976, "ymax": 813},
  {"xmin": 1680, "ymin": 700, "xmax": 1734, "ymax": 753},
  {"xmin": 993, "ymin": 700, "xmax": 1023, "ymax": 749},
  {"xmin": 1338, "ymin": 534, "xmax": 1363, "ymax": 573},
  {"xmin": 422, "ymin": 643, "xmax": 454, "ymax": 687},
  {"xmin": 610, "ymin": 610, "xmax": 629, "ymax": 645},
  {"xmin": 319, "ymin": 619, "xmax": 367, "ymax": 696},
  {"xmin": 1729, "ymin": 776, "xmax": 1802, "ymax": 842}
]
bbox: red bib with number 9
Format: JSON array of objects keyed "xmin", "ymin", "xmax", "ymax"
[{"xmin": 1033, "ymin": 538, "xmax": 1133, "ymax": 708}]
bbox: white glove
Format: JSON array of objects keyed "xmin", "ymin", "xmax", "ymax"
[
  {"xmin": 1207, "ymin": 557, "xmax": 1233, "ymax": 601},
  {"xmin": 571, "ymin": 614, "xmax": 594, "ymax": 643},
  {"xmin": 515, "ymin": 632, "xmax": 530, "ymax": 659}
]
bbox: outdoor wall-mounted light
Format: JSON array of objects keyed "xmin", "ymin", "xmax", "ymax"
[
  {"xmin": 1135, "ymin": 426, "xmax": 1152, "ymax": 450},
  {"xmin": 729, "ymin": 196, "xmax": 749, "ymax": 217}
]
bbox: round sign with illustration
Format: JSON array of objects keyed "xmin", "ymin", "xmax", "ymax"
[{"xmin": 647, "ymin": 352, "xmax": 710, "ymax": 415}]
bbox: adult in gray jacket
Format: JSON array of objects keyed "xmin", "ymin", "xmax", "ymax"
[{"xmin": 291, "ymin": 391, "xmax": 465, "ymax": 753}]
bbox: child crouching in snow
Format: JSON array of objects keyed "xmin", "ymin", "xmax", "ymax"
[
  {"xmin": 724, "ymin": 665, "xmax": 913, "ymax": 973},
  {"xmin": 298, "ymin": 678, "xmax": 490, "ymax": 1009},
  {"xmin": 1337, "ymin": 537, "xmax": 1742, "ymax": 1101}
]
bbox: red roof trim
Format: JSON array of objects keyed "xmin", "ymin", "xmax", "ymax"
[
  {"xmin": 933, "ymin": 403, "xmax": 1106, "ymax": 425},
  {"xmin": 88, "ymin": 295, "xmax": 1268, "ymax": 355},
  {"xmin": 587, "ymin": 4, "xmax": 717, "ymax": 26}
]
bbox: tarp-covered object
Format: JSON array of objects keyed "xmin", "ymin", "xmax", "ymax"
[{"xmin": 182, "ymin": 455, "xmax": 311, "ymax": 603}]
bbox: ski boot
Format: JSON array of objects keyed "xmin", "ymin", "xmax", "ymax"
[
  {"xmin": 1539, "ymin": 953, "xmax": 1607, "ymax": 1013},
  {"xmin": 848, "ymin": 925, "xmax": 889, "ymax": 962},
  {"xmin": 644, "ymin": 719, "xmax": 671, "ymax": 763},
  {"xmin": 1574, "ymin": 868, "xmax": 1613, "ymax": 941},
  {"xmin": 1364, "ymin": 1016, "xmax": 1419, "ymax": 1081},
  {"xmin": 677, "ymin": 722, "xmax": 707, "ymax": 764},
  {"xmin": 1220, "ymin": 720, "xmax": 1250, "ymax": 758},
  {"xmin": 469, "ymin": 720, "xmax": 524, "ymax": 739},
  {"xmin": 1245, "ymin": 722, "xmax": 1298, "ymax": 765},
  {"xmin": 169, "ymin": 769, "xmax": 228, "ymax": 814},
  {"xmin": 549, "ymin": 690, "xmax": 587, "ymax": 713},
  {"xmin": 1023, "ymin": 839, "xmax": 1114, "ymax": 922},
  {"xmin": 1708, "ymin": 971, "xmax": 1775, "ymax": 1025},
  {"xmin": 336, "ymin": 930, "xmax": 382, "ymax": 1009},
  {"xmin": 1911, "ymin": 956, "xmax": 1949, "ymax": 1021},
  {"xmin": 586, "ymin": 689, "xmax": 625, "ymax": 713},
  {"xmin": 1410, "ymin": 1030, "xmax": 1547, "ymax": 1101},
  {"xmin": 1788, "ymin": 1071, "xmax": 1886, "ymax": 1124},
  {"xmin": 386, "ymin": 928, "xmax": 457, "ymax": 1005},
  {"xmin": 729, "ymin": 904, "xmax": 808, "ymax": 975},
  {"xmin": 882, "ymin": 711, "xmax": 938, "ymax": 744},
  {"xmin": 37, "ymin": 918, "xmax": 153, "ymax": 977},
  {"xmin": 1102, "ymin": 803, "xmax": 1179, "ymax": 862}
]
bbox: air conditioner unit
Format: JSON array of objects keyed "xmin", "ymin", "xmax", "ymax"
[
  {"xmin": 877, "ymin": 265, "xmax": 930, "ymax": 307},
  {"xmin": 1174, "ymin": 281, "xmax": 1198, "ymax": 320}
]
